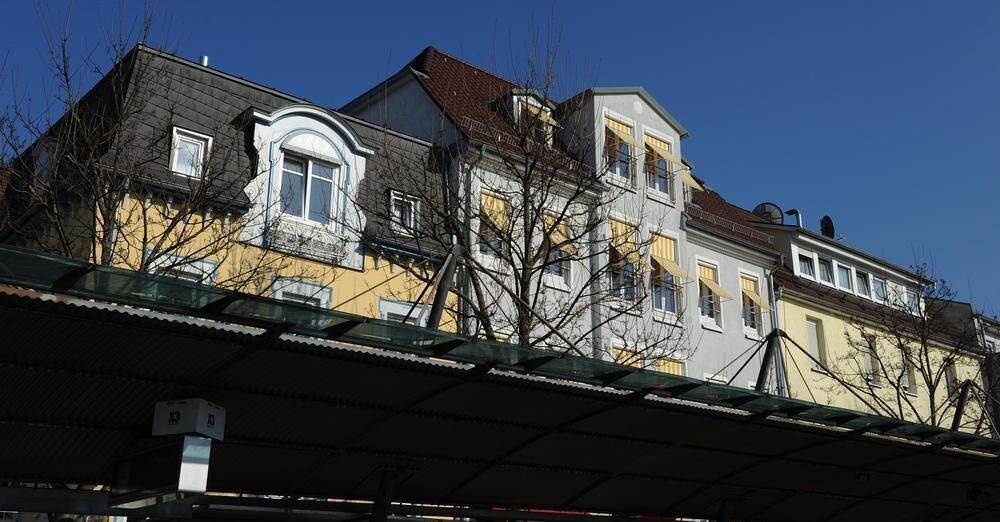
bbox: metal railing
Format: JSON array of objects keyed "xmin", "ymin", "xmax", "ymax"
[{"xmin": 687, "ymin": 206, "xmax": 773, "ymax": 244}]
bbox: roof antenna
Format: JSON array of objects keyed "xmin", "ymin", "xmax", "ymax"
[{"xmin": 785, "ymin": 208, "xmax": 802, "ymax": 228}]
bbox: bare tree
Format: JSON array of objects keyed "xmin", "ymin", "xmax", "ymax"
[
  {"xmin": 0, "ymin": 9, "xmax": 324, "ymax": 295},
  {"xmin": 821, "ymin": 266, "xmax": 992, "ymax": 434},
  {"xmin": 350, "ymin": 40, "xmax": 690, "ymax": 367}
]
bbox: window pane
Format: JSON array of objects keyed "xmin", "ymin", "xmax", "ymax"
[
  {"xmin": 873, "ymin": 278, "xmax": 887, "ymax": 301},
  {"xmin": 308, "ymin": 178, "xmax": 333, "ymax": 224},
  {"xmin": 174, "ymin": 138, "xmax": 201, "ymax": 176},
  {"xmin": 798, "ymin": 255, "xmax": 815, "ymax": 277},
  {"xmin": 280, "ymin": 171, "xmax": 305, "ymax": 217},
  {"xmin": 818, "ymin": 259, "xmax": 834, "ymax": 283},
  {"xmin": 856, "ymin": 272, "xmax": 870, "ymax": 296},
  {"xmin": 312, "ymin": 162, "xmax": 334, "ymax": 180},
  {"xmin": 906, "ymin": 290, "xmax": 919, "ymax": 312},
  {"xmin": 838, "ymin": 265, "xmax": 853, "ymax": 290},
  {"xmin": 807, "ymin": 319, "xmax": 823, "ymax": 367}
]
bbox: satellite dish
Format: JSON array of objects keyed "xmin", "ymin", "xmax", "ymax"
[
  {"xmin": 820, "ymin": 216, "xmax": 836, "ymax": 239},
  {"xmin": 752, "ymin": 202, "xmax": 784, "ymax": 225}
]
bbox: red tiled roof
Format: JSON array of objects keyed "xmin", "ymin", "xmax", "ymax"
[
  {"xmin": 688, "ymin": 187, "xmax": 776, "ymax": 251},
  {"xmin": 408, "ymin": 47, "xmax": 520, "ymax": 145}
]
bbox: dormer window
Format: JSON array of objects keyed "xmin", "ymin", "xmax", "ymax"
[
  {"xmin": 280, "ymin": 154, "xmax": 337, "ymax": 225},
  {"xmin": 644, "ymin": 135, "xmax": 675, "ymax": 200},
  {"xmin": 171, "ymin": 127, "xmax": 212, "ymax": 178},
  {"xmin": 605, "ymin": 117, "xmax": 638, "ymax": 184},
  {"xmin": 390, "ymin": 190, "xmax": 419, "ymax": 235},
  {"xmin": 517, "ymin": 100, "xmax": 556, "ymax": 145}
]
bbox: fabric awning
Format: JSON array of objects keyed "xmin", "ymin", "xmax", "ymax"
[
  {"xmin": 524, "ymin": 103, "xmax": 560, "ymax": 127},
  {"xmin": 545, "ymin": 215, "xmax": 577, "ymax": 255},
  {"xmin": 699, "ymin": 275, "xmax": 733, "ymax": 300},
  {"xmin": 681, "ymin": 168, "xmax": 704, "ymax": 191},
  {"xmin": 606, "ymin": 123, "xmax": 641, "ymax": 149},
  {"xmin": 741, "ymin": 276, "xmax": 771, "ymax": 311},
  {"xmin": 480, "ymin": 193, "xmax": 510, "ymax": 228},
  {"xmin": 651, "ymin": 254, "xmax": 690, "ymax": 280},
  {"xmin": 645, "ymin": 139, "xmax": 681, "ymax": 166}
]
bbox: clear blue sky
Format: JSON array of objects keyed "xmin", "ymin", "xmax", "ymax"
[{"xmin": 3, "ymin": 1, "xmax": 998, "ymax": 313}]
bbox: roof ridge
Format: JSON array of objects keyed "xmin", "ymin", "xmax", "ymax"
[{"xmin": 409, "ymin": 45, "xmax": 517, "ymax": 89}]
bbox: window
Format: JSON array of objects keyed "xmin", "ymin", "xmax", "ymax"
[
  {"xmin": 609, "ymin": 220, "xmax": 639, "ymax": 301},
  {"xmin": 390, "ymin": 191, "xmax": 419, "ymax": 235},
  {"xmin": 899, "ymin": 347, "xmax": 916, "ymax": 394},
  {"xmin": 656, "ymin": 357, "xmax": 685, "ymax": 376},
  {"xmin": 479, "ymin": 192, "xmax": 509, "ymax": 257},
  {"xmin": 147, "ymin": 253, "xmax": 215, "ymax": 307},
  {"xmin": 855, "ymin": 270, "xmax": 871, "ymax": 298},
  {"xmin": 280, "ymin": 155, "xmax": 337, "ymax": 224},
  {"xmin": 605, "ymin": 117, "xmax": 637, "ymax": 183},
  {"xmin": 987, "ymin": 340, "xmax": 996, "ymax": 353},
  {"xmin": 873, "ymin": 277, "xmax": 888, "ymax": 302},
  {"xmin": 944, "ymin": 361, "xmax": 958, "ymax": 397},
  {"xmin": 861, "ymin": 335, "xmax": 879, "ymax": 385},
  {"xmin": 612, "ymin": 345, "xmax": 642, "ymax": 368},
  {"xmin": 798, "ymin": 254, "xmax": 815, "ymax": 278},
  {"xmin": 543, "ymin": 214, "xmax": 574, "ymax": 286},
  {"xmin": 518, "ymin": 101, "xmax": 555, "ymax": 144},
  {"xmin": 740, "ymin": 274, "xmax": 769, "ymax": 334},
  {"xmin": 806, "ymin": 318, "xmax": 826, "ymax": 370},
  {"xmin": 272, "ymin": 278, "xmax": 331, "ymax": 308},
  {"xmin": 171, "ymin": 128, "xmax": 211, "ymax": 178},
  {"xmin": 818, "ymin": 258, "xmax": 834, "ymax": 284},
  {"xmin": 837, "ymin": 264, "xmax": 853, "ymax": 291},
  {"xmin": 698, "ymin": 262, "xmax": 730, "ymax": 327},
  {"xmin": 905, "ymin": 289, "xmax": 919, "ymax": 313},
  {"xmin": 644, "ymin": 135, "xmax": 675, "ymax": 200},
  {"xmin": 379, "ymin": 298, "xmax": 429, "ymax": 327},
  {"xmin": 651, "ymin": 234, "xmax": 686, "ymax": 316}
]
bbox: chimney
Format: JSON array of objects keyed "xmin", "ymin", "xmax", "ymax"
[{"xmin": 200, "ymin": 56, "xmax": 210, "ymax": 67}]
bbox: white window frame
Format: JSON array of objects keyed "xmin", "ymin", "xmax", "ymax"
[
  {"xmin": 271, "ymin": 278, "xmax": 332, "ymax": 308},
  {"xmin": 835, "ymin": 261, "xmax": 854, "ymax": 292},
  {"xmin": 806, "ymin": 317, "xmax": 827, "ymax": 371},
  {"xmin": 514, "ymin": 96, "xmax": 555, "ymax": 147},
  {"xmin": 641, "ymin": 127, "xmax": 677, "ymax": 205},
  {"xmin": 379, "ymin": 298, "xmax": 429, "ymax": 327},
  {"xmin": 389, "ymin": 190, "xmax": 420, "ymax": 236},
  {"xmin": 278, "ymin": 151, "xmax": 341, "ymax": 227},
  {"xmin": 541, "ymin": 212, "xmax": 573, "ymax": 292},
  {"xmin": 608, "ymin": 213, "xmax": 640, "ymax": 305},
  {"xmin": 872, "ymin": 276, "xmax": 889, "ymax": 303},
  {"xmin": 816, "ymin": 256, "xmax": 835, "ymax": 286},
  {"xmin": 649, "ymin": 228, "xmax": 683, "ymax": 324},
  {"xmin": 739, "ymin": 269, "xmax": 765, "ymax": 338},
  {"xmin": 855, "ymin": 269, "xmax": 872, "ymax": 299},
  {"xmin": 603, "ymin": 109, "xmax": 637, "ymax": 189},
  {"xmin": 797, "ymin": 251, "xmax": 816, "ymax": 280},
  {"xmin": 147, "ymin": 250, "xmax": 216, "ymax": 284},
  {"xmin": 170, "ymin": 127, "xmax": 212, "ymax": 178},
  {"xmin": 696, "ymin": 256, "xmax": 724, "ymax": 331}
]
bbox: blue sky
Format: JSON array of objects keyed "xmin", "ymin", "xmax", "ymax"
[{"xmin": 3, "ymin": 1, "xmax": 999, "ymax": 313}]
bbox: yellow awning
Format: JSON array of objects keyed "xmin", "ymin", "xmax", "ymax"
[
  {"xmin": 523, "ymin": 103, "xmax": 560, "ymax": 127},
  {"xmin": 545, "ymin": 214, "xmax": 577, "ymax": 255},
  {"xmin": 480, "ymin": 192, "xmax": 509, "ymax": 228},
  {"xmin": 698, "ymin": 265, "xmax": 731, "ymax": 300},
  {"xmin": 606, "ymin": 121, "xmax": 640, "ymax": 149},
  {"xmin": 651, "ymin": 254, "xmax": 690, "ymax": 280},
  {"xmin": 681, "ymin": 168, "xmax": 704, "ymax": 191},
  {"xmin": 741, "ymin": 276, "xmax": 771, "ymax": 311},
  {"xmin": 699, "ymin": 276, "xmax": 733, "ymax": 300},
  {"xmin": 644, "ymin": 136, "xmax": 681, "ymax": 165}
]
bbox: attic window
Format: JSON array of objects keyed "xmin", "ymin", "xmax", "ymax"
[
  {"xmin": 518, "ymin": 101, "xmax": 556, "ymax": 144},
  {"xmin": 171, "ymin": 127, "xmax": 212, "ymax": 178}
]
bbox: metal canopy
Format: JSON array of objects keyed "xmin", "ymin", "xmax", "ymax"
[{"xmin": 0, "ymin": 244, "xmax": 999, "ymax": 520}]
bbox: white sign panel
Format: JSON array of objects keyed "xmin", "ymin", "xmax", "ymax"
[{"xmin": 152, "ymin": 398, "xmax": 226, "ymax": 441}]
